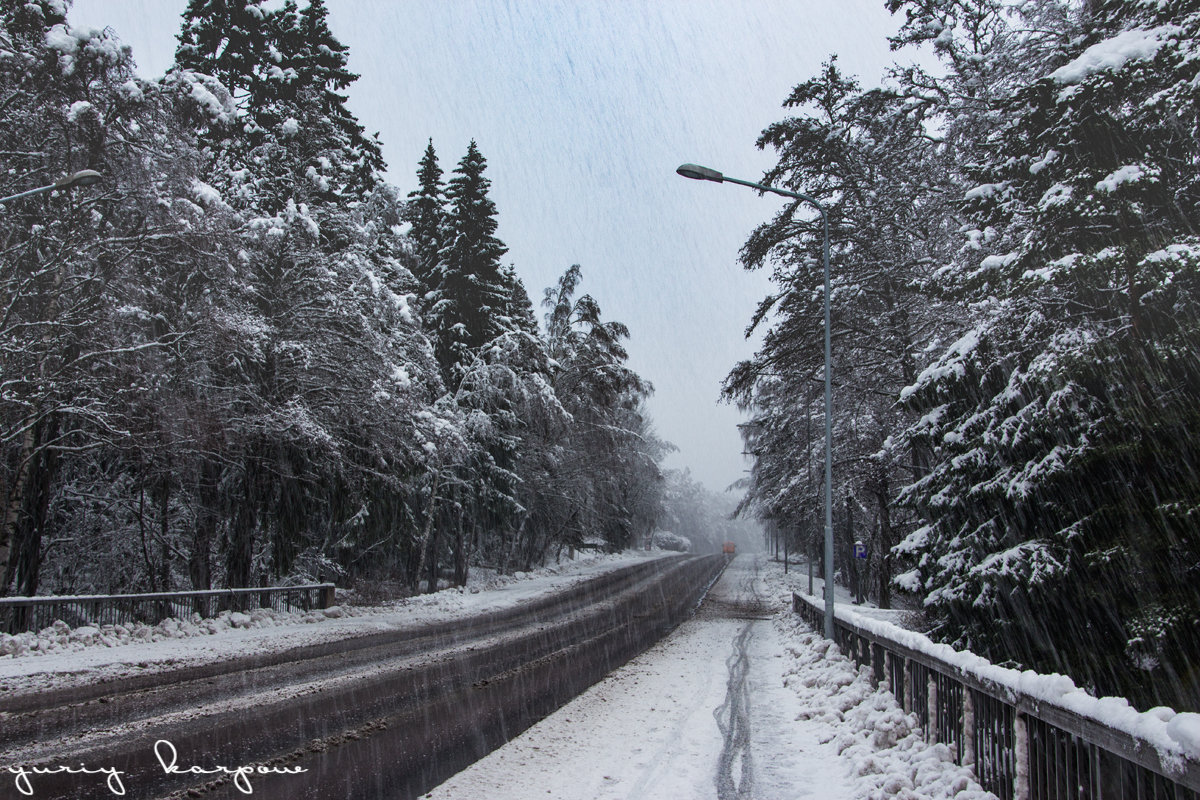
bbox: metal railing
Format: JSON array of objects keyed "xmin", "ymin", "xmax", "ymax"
[
  {"xmin": 0, "ymin": 584, "xmax": 337, "ymax": 634},
  {"xmin": 793, "ymin": 591, "xmax": 1200, "ymax": 800}
]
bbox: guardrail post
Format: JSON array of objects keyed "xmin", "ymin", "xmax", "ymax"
[
  {"xmin": 962, "ymin": 687, "xmax": 976, "ymax": 769},
  {"xmin": 319, "ymin": 584, "xmax": 336, "ymax": 609},
  {"xmin": 928, "ymin": 671, "xmax": 938, "ymax": 745},
  {"xmin": 1014, "ymin": 711, "xmax": 1029, "ymax": 800}
]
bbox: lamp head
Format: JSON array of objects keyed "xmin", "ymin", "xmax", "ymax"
[
  {"xmin": 55, "ymin": 169, "xmax": 104, "ymax": 190},
  {"xmin": 676, "ymin": 163, "xmax": 724, "ymax": 182}
]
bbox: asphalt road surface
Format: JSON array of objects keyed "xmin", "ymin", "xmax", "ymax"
[{"xmin": 0, "ymin": 554, "xmax": 725, "ymax": 800}]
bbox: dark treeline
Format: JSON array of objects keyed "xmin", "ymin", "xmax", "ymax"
[
  {"xmin": 730, "ymin": 0, "xmax": 1200, "ymax": 709},
  {"xmin": 0, "ymin": 0, "xmax": 721, "ymax": 602}
]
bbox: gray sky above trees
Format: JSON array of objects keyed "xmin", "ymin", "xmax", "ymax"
[{"xmin": 70, "ymin": 0, "xmax": 905, "ymax": 492}]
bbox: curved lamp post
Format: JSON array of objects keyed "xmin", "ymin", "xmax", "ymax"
[
  {"xmin": 0, "ymin": 169, "xmax": 103, "ymax": 205},
  {"xmin": 676, "ymin": 162, "xmax": 834, "ymax": 640}
]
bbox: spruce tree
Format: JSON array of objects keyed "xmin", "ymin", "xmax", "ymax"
[
  {"xmin": 175, "ymin": 0, "xmax": 382, "ymax": 211},
  {"xmin": 288, "ymin": 0, "xmax": 384, "ymax": 195},
  {"xmin": 174, "ymin": 0, "xmax": 273, "ymax": 98},
  {"xmin": 405, "ymin": 139, "xmax": 447, "ymax": 300},
  {"xmin": 896, "ymin": 0, "xmax": 1200, "ymax": 706},
  {"xmin": 428, "ymin": 140, "xmax": 512, "ymax": 378},
  {"xmin": 503, "ymin": 264, "xmax": 539, "ymax": 336}
]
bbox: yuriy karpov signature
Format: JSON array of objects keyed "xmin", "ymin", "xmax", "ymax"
[{"xmin": 6, "ymin": 739, "xmax": 307, "ymax": 796}]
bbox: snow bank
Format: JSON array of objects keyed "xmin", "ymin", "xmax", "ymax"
[
  {"xmin": 798, "ymin": 592, "xmax": 1200, "ymax": 773},
  {"xmin": 763, "ymin": 565, "xmax": 996, "ymax": 799},
  {"xmin": 776, "ymin": 628, "xmax": 995, "ymax": 799},
  {"xmin": 0, "ymin": 606, "xmax": 343, "ymax": 659}
]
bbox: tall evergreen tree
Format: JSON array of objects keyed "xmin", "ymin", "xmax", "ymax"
[
  {"xmin": 404, "ymin": 139, "xmax": 447, "ymax": 300},
  {"xmin": 286, "ymin": 0, "xmax": 384, "ymax": 195},
  {"xmin": 428, "ymin": 140, "xmax": 512, "ymax": 378},
  {"xmin": 726, "ymin": 59, "xmax": 958, "ymax": 607},
  {"xmin": 503, "ymin": 263, "xmax": 539, "ymax": 336},
  {"xmin": 174, "ymin": 0, "xmax": 273, "ymax": 97},
  {"xmin": 895, "ymin": 0, "xmax": 1200, "ymax": 707},
  {"xmin": 176, "ymin": 0, "xmax": 382, "ymax": 211}
]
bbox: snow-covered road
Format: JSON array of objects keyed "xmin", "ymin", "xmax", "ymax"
[
  {"xmin": 0, "ymin": 550, "xmax": 673, "ymax": 697},
  {"xmin": 427, "ymin": 553, "xmax": 994, "ymax": 800}
]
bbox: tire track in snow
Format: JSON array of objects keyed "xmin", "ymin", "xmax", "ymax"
[
  {"xmin": 713, "ymin": 555, "xmax": 774, "ymax": 800},
  {"xmin": 714, "ymin": 621, "xmax": 755, "ymax": 800}
]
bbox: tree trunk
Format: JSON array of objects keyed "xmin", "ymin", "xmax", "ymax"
[
  {"xmin": 226, "ymin": 460, "xmax": 257, "ymax": 589},
  {"xmin": 876, "ymin": 477, "xmax": 894, "ymax": 610},
  {"xmin": 139, "ymin": 484, "xmax": 156, "ymax": 591},
  {"xmin": 0, "ymin": 426, "xmax": 38, "ymax": 596},
  {"xmin": 453, "ymin": 511, "xmax": 468, "ymax": 587},
  {"xmin": 159, "ymin": 471, "xmax": 171, "ymax": 591},
  {"xmin": 425, "ymin": 517, "xmax": 441, "ymax": 594},
  {"xmin": 190, "ymin": 458, "xmax": 218, "ymax": 592},
  {"xmin": 2, "ymin": 416, "xmax": 58, "ymax": 598},
  {"xmin": 845, "ymin": 494, "xmax": 858, "ymax": 604},
  {"xmin": 413, "ymin": 470, "xmax": 442, "ymax": 593}
]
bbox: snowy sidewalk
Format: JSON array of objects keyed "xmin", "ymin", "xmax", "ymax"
[{"xmin": 426, "ymin": 553, "xmax": 994, "ymax": 800}]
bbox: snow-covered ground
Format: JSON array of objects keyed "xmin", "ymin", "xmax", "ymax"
[
  {"xmin": 427, "ymin": 553, "xmax": 995, "ymax": 800},
  {"xmin": 0, "ymin": 549, "xmax": 672, "ymax": 696}
]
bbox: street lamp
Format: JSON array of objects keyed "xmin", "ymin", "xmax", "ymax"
[
  {"xmin": 676, "ymin": 162, "xmax": 835, "ymax": 640},
  {"xmin": 0, "ymin": 169, "xmax": 103, "ymax": 205}
]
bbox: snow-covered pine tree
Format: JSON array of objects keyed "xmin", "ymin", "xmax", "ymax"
[
  {"xmin": 291, "ymin": 0, "xmax": 383, "ymax": 196},
  {"xmin": 896, "ymin": 0, "xmax": 1200, "ymax": 707},
  {"xmin": 176, "ymin": 0, "xmax": 382, "ymax": 216},
  {"xmin": 0, "ymin": 0, "xmax": 248, "ymax": 597},
  {"xmin": 502, "ymin": 263, "xmax": 539, "ymax": 336},
  {"xmin": 404, "ymin": 139, "xmax": 448, "ymax": 301},
  {"xmin": 726, "ymin": 58, "xmax": 958, "ymax": 607},
  {"xmin": 539, "ymin": 265, "xmax": 660, "ymax": 554},
  {"xmin": 174, "ymin": 0, "xmax": 272, "ymax": 97},
  {"xmin": 172, "ymin": 0, "xmax": 448, "ymax": 588},
  {"xmin": 428, "ymin": 140, "xmax": 513, "ymax": 379}
]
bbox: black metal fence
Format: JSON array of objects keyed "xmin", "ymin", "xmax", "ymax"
[
  {"xmin": 0, "ymin": 584, "xmax": 337, "ymax": 634},
  {"xmin": 794, "ymin": 591, "xmax": 1200, "ymax": 800}
]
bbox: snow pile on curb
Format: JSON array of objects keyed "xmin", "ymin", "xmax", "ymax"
[
  {"xmin": 0, "ymin": 605, "xmax": 349, "ymax": 659},
  {"xmin": 776, "ymin": 625, "xmax": 995, "ymax": 799},
  {"xmin": 811, "ymin": 594, "xmax": 1200, "ymax": 771}
]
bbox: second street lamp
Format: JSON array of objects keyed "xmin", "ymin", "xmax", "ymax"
[
  {"xmin": 676, "ymin": 162, "xmax": 835, "ymax": 640},
  {"xmin": 0, "ymin": 169, "xmax": 104, "ymax": 205}
]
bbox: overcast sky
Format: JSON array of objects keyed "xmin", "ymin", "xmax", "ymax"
[{"xmin": 69, "ymin": 0, "xmax": 910, "ymax": 493}]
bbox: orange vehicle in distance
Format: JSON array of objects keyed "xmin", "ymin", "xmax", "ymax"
[{"xmin": 722, "ymin": 542, "xmax": 736, "ymax": 555}]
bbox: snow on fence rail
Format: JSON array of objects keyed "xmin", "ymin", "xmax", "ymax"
[
  {"xmin": 0, "ymin": 583, "xmax": 336, "ymax": 634},
  {"xmin": 793, "ymin": 591, "xmax": 1200, "ymax": 800}
]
